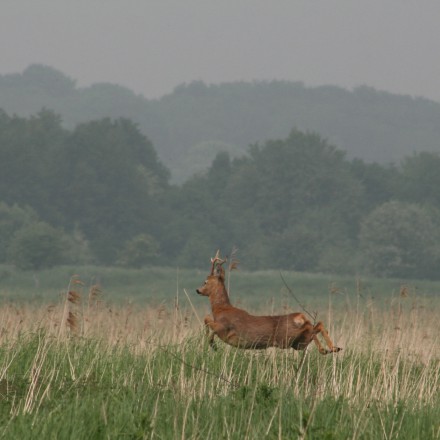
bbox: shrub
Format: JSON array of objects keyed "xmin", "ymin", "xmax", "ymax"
[
  {"xmin": 7, "ymin": 221, "xmax": 68, "ymax": 270},
  {"xmin": 117, "ymin": 233, "xmax": 160, "ymax": 268},
  {"xmin": 359, "ymin": 201, "xmax": 440, "ymax": 278}
]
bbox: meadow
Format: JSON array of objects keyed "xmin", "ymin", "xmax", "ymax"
[{"xmin": 0, "ymin": 265, "xmax": 439, "ymax": 439}]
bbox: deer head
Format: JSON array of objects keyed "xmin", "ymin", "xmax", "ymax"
[{"xmin": 196, "ymin": 250, "xmax": 227, "ymax": 297}]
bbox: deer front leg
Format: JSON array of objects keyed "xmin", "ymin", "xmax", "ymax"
[
  {"xmin": 204, "ymin": 315, "xmax": 216, "ymax": 349},
  {"xmin": 204, "ymin": 315, "xmax": 233, "ymax": 348},
  {"xmin": 204, "ymin": 315, "xmax": 227, "ymax": 350}
]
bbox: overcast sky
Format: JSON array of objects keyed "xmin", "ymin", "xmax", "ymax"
[{"xmin": 1, "ymin": 1, "xmax": 440, "ymax": 101}]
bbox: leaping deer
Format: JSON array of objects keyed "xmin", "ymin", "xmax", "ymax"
[{"xmin": 196, "ymin": 251, "xmax": 342, "ymax": 354}]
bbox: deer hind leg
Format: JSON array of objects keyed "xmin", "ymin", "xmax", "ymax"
[{"xmin": 313, "ymin": 321, "xmax": 342, "ymax": 354}]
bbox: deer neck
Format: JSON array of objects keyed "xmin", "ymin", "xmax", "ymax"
[{"xmin": 209, "ymin": 284, "xmax": 231, "ymax": 312}]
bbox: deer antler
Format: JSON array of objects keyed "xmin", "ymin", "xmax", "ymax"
[{"xmin": 210, "ymin": 250, "xmax": 227, "ymax": 275}]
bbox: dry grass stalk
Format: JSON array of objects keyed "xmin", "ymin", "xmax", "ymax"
[
  {"xmin": 67, "ymin": 311, "xmax": 79, "ymax": 333},
  {"xmin": 88, "ymin": 284, "xmax": 102, "ymax": 307},
  {"xmin": 0, "ymin": 275, "xmax": 438, "ymax": 414},
  {"xmin": 228, "ymin": 246, "xmax": 240, "ymax": 272},
  {"xmin": 0, "ymin": 297, "xmax": 438, "ymax": 408},
  {"xmin": 68, "ymin": 290, "xmax": 81, "ymax": 304},
  {"xmin": 58, "ymin": 275, "xmax": 84, "ymax": 337}
]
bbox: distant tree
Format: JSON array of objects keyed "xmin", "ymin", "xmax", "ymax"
[
  {"xmin": 7, "ymin": 222, "xmax": 68, "ymax": 270},
  {"xmin": 61, "ymin": 118, "xmax": 169, "ymax": 263},
  {"xmin": 4, "ymin": 68, "xmax": 440, "ymax": 182},
  {"xmin": 221, "ymin": 130, "xmax": 364, "ymax": 269},
  {"xmin": 177, "ymin": 140, "xmax": 241, "ymax": 183},
  {"xmin": 21, "ymin": 64, "xmax": 76, "ymax": 97},
  {"xmin": 157, "ymin": 174, "xmax": 233, "ymax": 267},
  {"xmin": 229, "ymin": 130, "xmax": 363, "ymax": 232},
  {"xmin": 117, "ymin": 234, "xmax": 160, "ymax": 268},
  {"xmin": 176, "ymin": 231, "xmax": 218, "ymax": 268},
  {"xmin": 398, "ymin": 152, "xmax": 440, "ymax": 206},
  {"xmin": 0, "ymin": 203, "xmax": 38, "ymax": 263},
  {"xmin": 0, "ymin": 109, "xmax": 68, "ymax": 225},
  {"xmin": 267, "ymin": 224, "xmax": 321, "ymax": 271},
  {"xmin": 0, "ymin": 111, "xmax": 172, "ymax": 266},
  {"xmin": 164, "ymin": 129, "xmax": 365, "ymax": 270},
  {"xmin": 359, "ymin": 201, "xmax": 440, "ymax": 279},
  {"xmin": 350, "ymin": 159, "xmax": 399, "ymax": 211}
]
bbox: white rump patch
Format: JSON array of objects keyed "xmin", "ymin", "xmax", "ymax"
[{"xmin": 292, "ymin": 315, "xmax": 305, "ymax": 327}]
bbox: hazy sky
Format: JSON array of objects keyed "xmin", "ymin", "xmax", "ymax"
[{"xmin": 1, "ymin": 1, "xmax": 440, "ymax": 101}]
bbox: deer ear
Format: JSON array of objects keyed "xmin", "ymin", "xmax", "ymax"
[{"xmin": 215, "ymin": 265, "xmax": 225, "ymax": 280}]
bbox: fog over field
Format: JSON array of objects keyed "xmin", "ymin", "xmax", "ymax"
[{"xmin": 1, "ymin": 1, "xmax": 440, "ymax": 101}]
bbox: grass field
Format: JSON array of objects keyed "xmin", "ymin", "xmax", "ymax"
[{"xmin": 0, "ymin": 266, "xmax": 439, "ymax": 439}]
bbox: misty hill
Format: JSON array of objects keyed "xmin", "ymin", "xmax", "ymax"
[{"xmin": 2, "ymin": 64, "xmax": 440, "ymax": 182}]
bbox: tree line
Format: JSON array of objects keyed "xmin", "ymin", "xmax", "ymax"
[
  {"xmin": 1, "ymin": 109, "xmax": 440, "ymax": 279},
  {"xmin": 2, "ymin": 64, "xmax": 440, "ymax": 183}
]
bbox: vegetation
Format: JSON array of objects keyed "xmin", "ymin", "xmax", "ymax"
[
  {"xmin": 359, "ymin": 202, "xmax": 440, "ymax": 279},
  {"xmin": 2, "ymin": 65, "xmax": 440, "ymax": 279},
  {"xmin": 2, "ymin": 64, "xmax": 440, "ymax": 182},
  {"xmin": 2, "ymin": 108, "xmax": 440, "ymax": 278},
  {"xmin": 0, "ymin": 271, "xmax": 438, "ymax": 439}
]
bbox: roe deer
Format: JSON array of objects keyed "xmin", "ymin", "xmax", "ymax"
[{"xmin": 196, "ymin": 251, "xmax": 341, "ymax": 354}]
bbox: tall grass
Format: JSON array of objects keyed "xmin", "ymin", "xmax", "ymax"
[{"xmin": 0, "ymin": 272, "xmax": 439, "ymax": 439}]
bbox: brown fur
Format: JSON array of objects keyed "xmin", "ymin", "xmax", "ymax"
[{"xmin": 196, "ymin": 260, "xmax": 341, "ymax": 355}]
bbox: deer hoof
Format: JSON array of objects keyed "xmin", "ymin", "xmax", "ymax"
[
  {"xmin": 319, "ymin": 348, "xmax": 331, "ymax": 355},
  {"xmin": 319, "ymin": 347, "xmax": 342, "ymax": 355}
]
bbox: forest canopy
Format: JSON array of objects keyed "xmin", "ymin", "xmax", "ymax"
[
  {"xmin": 1, "ymin": 108, "xmax": 440, "ymax": 279},
  {"xmin": 2, "ymin": 64, "xmax": 440, "ymax": 183}
]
